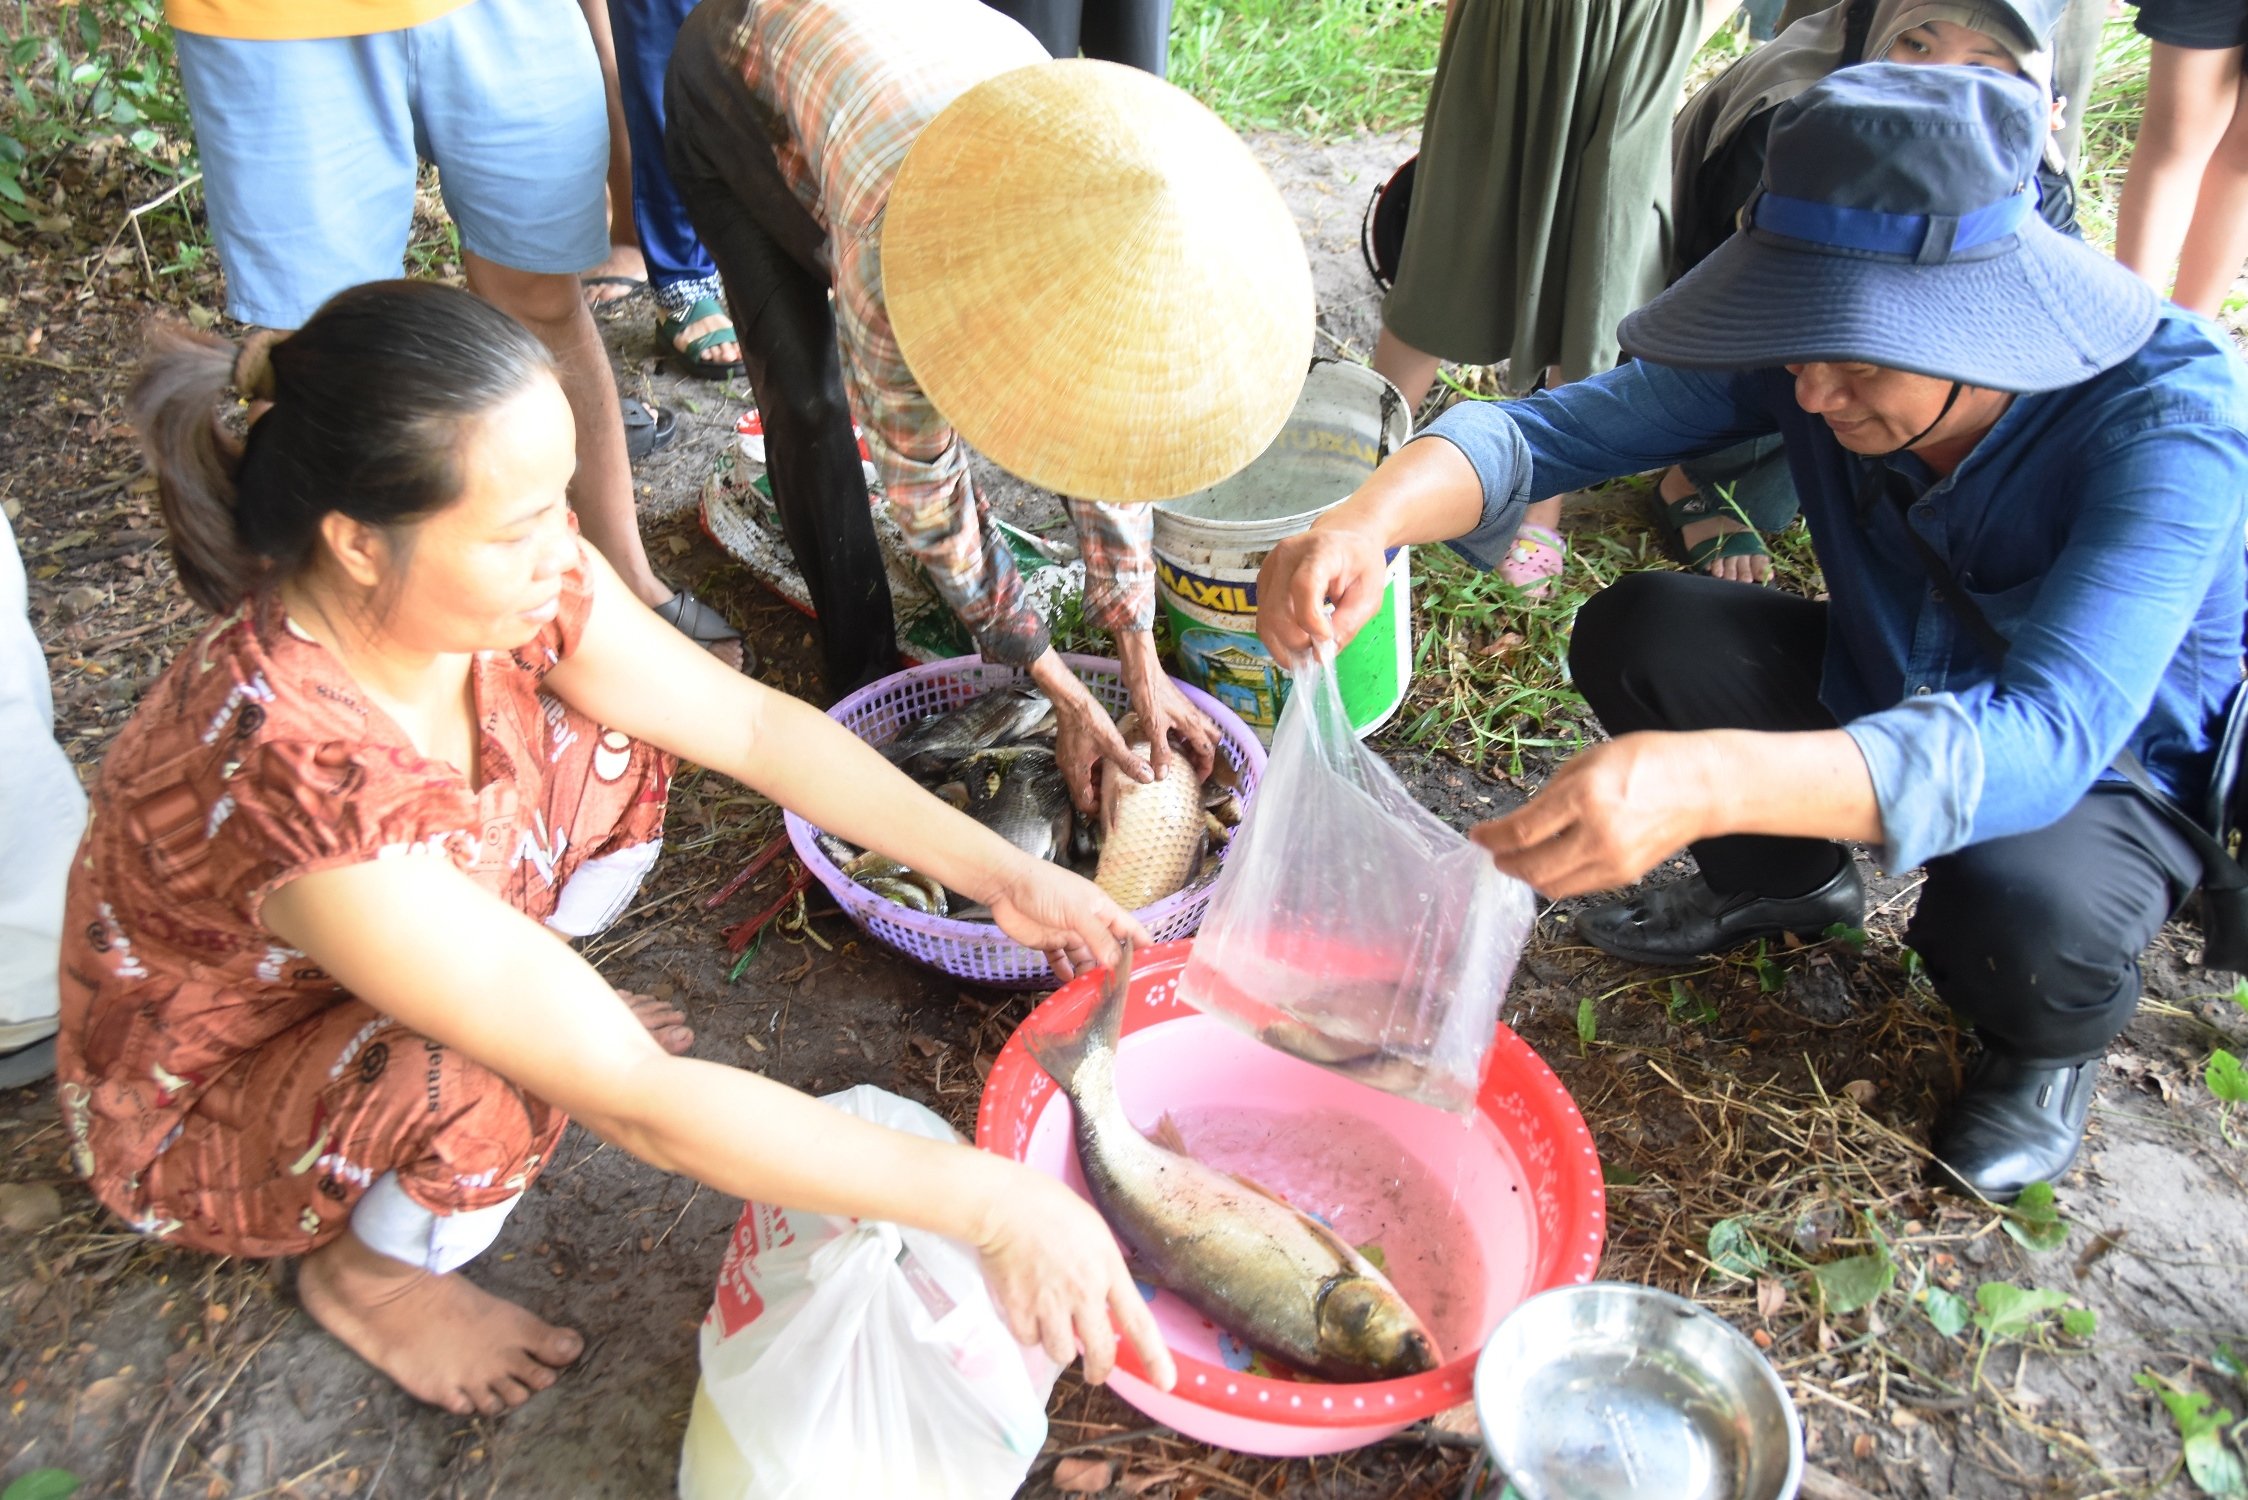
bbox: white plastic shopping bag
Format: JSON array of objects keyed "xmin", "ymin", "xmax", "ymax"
[
  {"xmin": 1176, "ymin": 650, "xmax": 1535, "ymax": 1111},
  {"xmin": 677, "ymin": 1085, "xmax": 1059, "ymax": 1500}
]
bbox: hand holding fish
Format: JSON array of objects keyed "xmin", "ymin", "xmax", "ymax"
[
  {"xmin": 1033, "ymin": 654, "xmax": 1155, "ymax": 815},
  {"xmin": 980, "ymin": 852, "xmax": 1152, "ymax": 981},
  {"xmin": 969, "ymin": 1165, "xmax": 1178, "ymax": 1390},
  {"xmin": 1115, "ymin": 628, "xmax": 1220, "ymax": 783}
]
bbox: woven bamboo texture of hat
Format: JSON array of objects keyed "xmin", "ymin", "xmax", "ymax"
[{"xmin": 883, "ymin": 59, "xmax": 1315, "ymax": 504}]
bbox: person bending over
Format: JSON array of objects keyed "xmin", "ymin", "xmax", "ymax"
[{"xmin": 663, "ymin": 0, "xmax": 1314, "ymax": 811}]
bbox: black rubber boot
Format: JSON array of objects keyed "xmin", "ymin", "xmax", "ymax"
[
  {"xmin": 1928, "ymin": 1050, "xmax": 2098, "ymax": 1204},
  {"xmin": 1572, "ymin": 859, "xmax": 1866, "ymax": 966}
]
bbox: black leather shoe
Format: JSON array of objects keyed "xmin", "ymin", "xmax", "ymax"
[
  {"xmin": 1928, "ymin": 1051, "xmax": 2097, "ymax": 1203},
  {"xmin": 1572, "ymin": 860, "xmax": 1866, "ymax": 966}
]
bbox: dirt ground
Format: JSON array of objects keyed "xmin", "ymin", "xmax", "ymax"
[{"xmin": 4, "ymin": 128, "xmax": 2246, "ymax": 1500}]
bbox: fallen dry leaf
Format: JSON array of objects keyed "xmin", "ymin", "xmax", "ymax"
[
  {"xmin": 1841, "ymin": 1079, "xmax": 1878, "ymax": 1107},
  {"xmin": 1852, "ymin": 1433, "xmax": 1876, "ymax": 1459},
  {"xmin": 1430, "ymin": 1400, "xmax": 1481, "ymax": 1438},
  {"xmin": 1052, "ymin": 1455, "xmax": 1114, "ymax": 1492},
  {"xmin": 1757, "ymin": 1276, "xmax": 1788, "ymax": 1320},
  {"xmin": 0, "ymin": 1183, "xmax": 64, "ymax": 1233},
  {"xmin": 1478, "ymin": 630, "xmax": 1526, "ymax": 658},
  {"xmin": 78, "ymin": 1373, "xmax": 131, "ymax": 1420},
  {"xmin": 908, "ymin": 1032, "xmax": 944, "ymax": 1058}
]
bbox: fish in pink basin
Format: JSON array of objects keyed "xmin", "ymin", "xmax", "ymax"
[{"xmin": 1027, "ymin": 941, "xmax": 1440, "ymax": 1384}]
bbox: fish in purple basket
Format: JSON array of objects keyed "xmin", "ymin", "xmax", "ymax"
[
  {"xmin": 1027, "ymin": 940, "xmax": 1440, "ymax": 1383},
  {"xmin": 880, "ymin": 685, "xmax": 1055, "ymax": 781}
]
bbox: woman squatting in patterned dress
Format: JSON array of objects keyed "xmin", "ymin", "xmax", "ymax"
[{"xmin": 56, "ymin": 280, "xmax": 1174, "ymax": 1417}]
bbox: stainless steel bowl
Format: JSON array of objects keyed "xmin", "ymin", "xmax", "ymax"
[{"xmin": 1472, "ymin": 1282, "xmax": 1803, "ymax": 1500}]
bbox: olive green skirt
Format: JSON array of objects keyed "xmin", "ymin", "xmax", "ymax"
[{"xmin": 1384, "ymin": 0, "xmax": 1705, "ymax": 385}]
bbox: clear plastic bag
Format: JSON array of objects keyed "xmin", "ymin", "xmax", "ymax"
[
  {"xmin": 677, "ymin": 1086, "xmax": 1059, "ymax": 1500},
  {"xmin": 1176, "ymin": 650, "xmax": 1535, "ymax": 1112}
]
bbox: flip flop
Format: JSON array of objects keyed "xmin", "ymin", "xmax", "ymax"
[
  {"xmin": 1498, "ymin": 523, "xmax": 1567, "ymax": 599},
  {"xmin": 1650, "ymin": 485, "xmax": 1769, "ymax": 575},
  {"xmin": 658, "ymin": 294, "xmax": 746, "ymax": 380},
  {"xmin": 624, "ymin": 398, "xmax": 678, "ymax": 464},
  {"xmin": 582, "ymin": 274, "xmax": 647, "ymax": 308},
  {"xmin": 655, "ymin": 587, "xmax": 754, "ymax": 672}
]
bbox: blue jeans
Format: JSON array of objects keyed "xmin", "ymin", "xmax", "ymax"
[{"xmin": 609, "ymin": 0, "xmax": 720, "ymax": 307}]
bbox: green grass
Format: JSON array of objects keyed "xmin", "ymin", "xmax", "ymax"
[
  {"xmin": 1396, "ymin": 502, "xmax": 1662, "ymax": 777},
  {"xmin": 1395, "ymin": 473, "xmax": 1830, "ymax": 776},
  {"xmin": 1169, "ymin": 0, "xmax": 1445, "ymax": 136}
]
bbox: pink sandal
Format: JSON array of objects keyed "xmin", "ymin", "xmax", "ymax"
[{"xmin": 1499, "ymin": 523, "xmax": 1567, "ymax": 598}]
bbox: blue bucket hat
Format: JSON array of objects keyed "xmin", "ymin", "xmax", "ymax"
[{"xmin": 1619, "ymin": 64, "xmax": 2157, "ymax": 393}]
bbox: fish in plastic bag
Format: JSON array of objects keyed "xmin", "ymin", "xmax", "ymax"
[
  {"xmin": 1175, "ymin": 649, "xmax": 1535, "ymax": 1112},
  {"xmin": 677, "ymin": 1085, "xmax": 1060, "ymax": 1500}
]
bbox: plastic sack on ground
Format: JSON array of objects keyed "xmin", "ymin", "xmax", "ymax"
[
  {"xmin": 1175, "ymin": 649, "xmax": 1535, "ymax": 1112},
  {"xmin": 677, "ymin": 1085, "xmax": 1060, "ymax": 1500}
]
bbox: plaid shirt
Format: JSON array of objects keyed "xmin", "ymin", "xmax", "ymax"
[{"xmin": 720, "ymin": 0, "xmax": 1156, "ymax": 665}]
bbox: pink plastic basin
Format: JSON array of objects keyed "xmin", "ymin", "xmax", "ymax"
[{"xmin": 976, "ymin": 941, "xmax": 1606, "ymax": 1457}]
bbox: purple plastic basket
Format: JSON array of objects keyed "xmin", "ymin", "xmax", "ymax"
[{"xmin": 785, "ymin": 653, "xmax": 1267, "ymax": 988}]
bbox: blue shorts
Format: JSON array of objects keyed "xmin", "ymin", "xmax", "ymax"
[{"xmin": 174, "ymin": 0, "xmax": 610, "ymax": 329}]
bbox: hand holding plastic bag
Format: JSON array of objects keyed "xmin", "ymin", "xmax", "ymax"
[
  {"xmin": 1176, "ymin": 650, "xmax": 1535, "ymax": 1111},
  {"xmin": 678, "ymin": 1086, "xmax": 1061, "ymax": 1500}
]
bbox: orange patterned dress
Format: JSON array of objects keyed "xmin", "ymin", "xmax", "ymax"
[{"xmin": 56, "ymin": 550, "xmax": 670, "ymax": 1257}]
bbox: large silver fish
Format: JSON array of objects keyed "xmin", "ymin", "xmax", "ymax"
[
  {"xmin": 882, "ymin": 687, "xmax": 1055, "ymax": 781},
  {"xmin": 1027, "ymin": 942, "xmax": 1440, "ymax": 1383},
  {"xmin": 959, "ymin": 745, "xmax": 1073, "ymax": 864}
]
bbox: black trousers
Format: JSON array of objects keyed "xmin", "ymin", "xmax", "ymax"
[
  {"xmin": 665, "ymin": 10, "xmax": 899, "ymax": 696},
  {"xmin": 979, "ymin": 0, "xmax": 1173, "ymax": 75},
  {"xmin": 1568, "ymin": 571, "xmax": 2202, "ymax": 1063}
]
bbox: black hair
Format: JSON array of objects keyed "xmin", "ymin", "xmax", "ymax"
[{"xmin": 126, "ymin": 280, "xmax": 555, "ymax": 614}]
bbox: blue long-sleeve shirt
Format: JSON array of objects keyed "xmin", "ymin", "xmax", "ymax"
[{"xmin": 1423, "ymin": 311, "xmax": 2248, "ymax": 872}]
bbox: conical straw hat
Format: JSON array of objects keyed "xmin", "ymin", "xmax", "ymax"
[{"xmin": 883, "ymin": 59, "xmax": 1315, "ymax": 504}]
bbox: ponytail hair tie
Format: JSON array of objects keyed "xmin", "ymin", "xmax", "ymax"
[{"xmin": 232, "ymin": 329, "xmax": 283, "ymax": 404}]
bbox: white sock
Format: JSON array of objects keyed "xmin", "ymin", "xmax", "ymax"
[
  {"xmin": 545, "ymin": 838, "xmax": 663, "ymax": 938},
  {"xmin": 348, "ymin": 1171, "xmax": 521, "ymax": 1275}
]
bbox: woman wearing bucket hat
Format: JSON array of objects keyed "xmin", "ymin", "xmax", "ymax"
[
  {"xmin": 1657, "ymin": 0, "xmax": 2076, "ymax": 584},
  {"xmin": 1258, "ymin": 65, "xmax": 2248, "ymax": 1203},
  {"xmin": 664, "ymin": 0, "xmax": 1314, "ymax": 813}
]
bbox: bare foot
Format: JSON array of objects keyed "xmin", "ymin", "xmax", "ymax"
[
  {"xmin": 298, "ymin": 1233, "xmax": 583, "ymax": 1416},
  {"xmin": 1660, "ymin": 465, "xmax": 1770, "ymax": 584},
  {"xmin": 619, "ymin": 990, "xmax": 695, "ymax": 1055},
  {"xmin": 582, "ymin": 244, "xmax": 647, "ymax": 307},
  {"xmin": 669, "ymin": 307, "xmax": 741, "ymax": 369}
]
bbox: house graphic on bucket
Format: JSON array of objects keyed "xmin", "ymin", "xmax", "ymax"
[{"xmin": 1176, "ymin": 631, "xmax": 1285, "ymax": 726}]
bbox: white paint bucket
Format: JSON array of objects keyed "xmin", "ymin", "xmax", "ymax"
[{"xmin": 1153, "ymin": 359, "xmax": 1412, "ymax": 741}]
